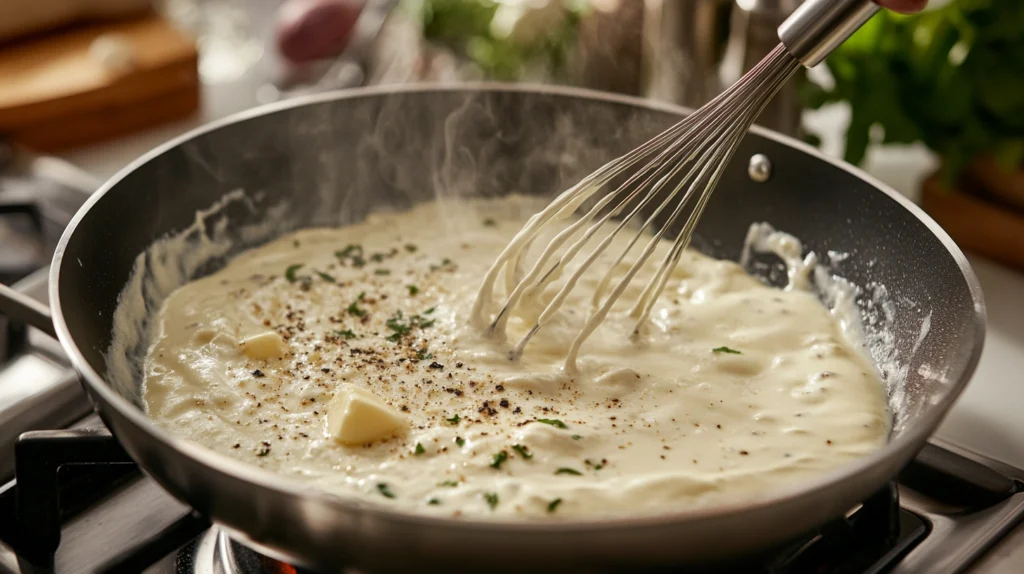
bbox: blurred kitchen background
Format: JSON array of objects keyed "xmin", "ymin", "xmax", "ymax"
[{"xmin": 1, "ymin": 0, "xmax": 1023, "ymax": 461}]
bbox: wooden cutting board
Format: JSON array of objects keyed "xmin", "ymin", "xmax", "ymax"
[{"xmin": 0, "ymin": 13, "xmax": 199, "ymax": 151}]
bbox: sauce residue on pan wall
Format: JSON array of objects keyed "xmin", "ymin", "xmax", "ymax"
[{"xmin": 138, "ymin": 195, "xmax": 889, "ymax": 519}]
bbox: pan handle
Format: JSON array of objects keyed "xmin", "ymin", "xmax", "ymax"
[{"xmin": 0, "ymin": 281, "xmax": 58, "ymax": 339}]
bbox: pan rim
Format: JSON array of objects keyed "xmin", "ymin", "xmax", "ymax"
[{"xmin": 48, "ymin": 82, "xmax": 987, "ymax": 536}]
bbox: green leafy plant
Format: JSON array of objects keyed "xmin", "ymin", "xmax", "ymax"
[
  {"xmin": 407, "ymin": 0, "xmax": 585, "ymax": 81},
  {"xmin": 802, "ymin": 0, "xmax": 1024, "ymax": 182}
]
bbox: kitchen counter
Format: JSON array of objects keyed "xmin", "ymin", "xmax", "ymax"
[{"xmin": 58, "ymin": 86, "xmax": 1024, "ymax": 469}]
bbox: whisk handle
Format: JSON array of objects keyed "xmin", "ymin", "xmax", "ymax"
[{"xmin": 778, "ymin": 0, "xmax": 881, "ymax": 67}]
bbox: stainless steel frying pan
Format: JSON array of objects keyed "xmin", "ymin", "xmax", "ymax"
[{"xmin": 0, "ymin": 85, "xmax": 985, "ymax": 572}]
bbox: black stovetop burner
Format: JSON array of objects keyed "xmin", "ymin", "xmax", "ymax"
[
  {"xmin": 0, "ymin": 142, "xmax": 93, "ymax": 362},
  {"xmin": 10, "ymin": 429, "xmax": 1018, "ymax": 574}
]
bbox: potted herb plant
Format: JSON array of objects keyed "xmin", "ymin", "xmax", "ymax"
[{"xmin": 802, "ymin": 0, "xmax": 1024, "ymax": 269}]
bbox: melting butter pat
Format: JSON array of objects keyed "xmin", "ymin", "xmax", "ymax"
[
  {"xmin": 327, "ymin": 385, "xmax": 406, "ymax": 445},
  {"xmin": 240, "ymin": 331, "xmax": 288, "ymax": 360}
]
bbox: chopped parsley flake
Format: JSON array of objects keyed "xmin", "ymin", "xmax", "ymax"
[
  {"xmin": 446, "ymin": 414, "xmax": 461, "ymax": 424},
  {"xmin": 547, "ymin": 498, "xmax": 563, "ymax": 513},
  {"xmin": 455, "ymin": 437, "xmax": 465, "ymax": 447},
  {"xmin": 429, "ymin": 258, "xmax": 455, "ymax": 272},
  {"xmin": 369, "ymin": 253, "xmax": 385, "ymax": 263},
  {"xmin": 407, "ymin": 284, "xmax": 420, "ymax": 296},
  {"xmin": 315, "ymin": 270, "xmax": 335, "ymax": 283},
  {"xmin": 386, "ymin": 312, "xmax": 411, "ymax": 336},
  {"xmin": 334, "ymin": 329, "xmax": 357, "ymax": 339},
  {"xmin": 584, "ymin": 459, "xmax": 604, "ymax": 470},
  {"xmin": 284, "ymin": 264, "xmax": 303, "ymax": 283},
  {"xmin": 415, "ymin": 443, "xmax": 425, "ymax": 455},
  {"xmin": 404, "ymin": 244, "xmax": 418, "ymax": 253},
  {"xmin": 555, "ymin": 467, "xmax": 582, "ymax": 476},
  {"xmin": 377, "ymin": 483, "xmax": 396, "ymax": 498},
  {"xmin": 484, "ymin": 492, "xmax": 499, "ymax": 510},
  {"xmin": 386, "ymin": 311, "xmax": 435, "ymax": 342},
  {"xmin": 256, "ymin": 446, "xmax": 270, "ymax": 457},
  {"xmin": 713, "ymin": 346, "xmax": 742, "ymax": 354},
  {"xmin": 482, "ymin": 217, "xmax": 497, "ymax": 227},
  {"xmin": 415, "ymin": 348, "xmax": 433, "ymax": 361},
  {"xmin": 437, "ymin": 480, "xmax": 459, "ymax": 487},
  {"xmin": 537, "ymin": 418, "xmax": 568, "ymax": 429},
  {"xmin": 424, "ymin": 307, "xmax": 436, "ymax": 314},
  {"xmin": 374, "ymin": 269, "xmax": 391, "ymax": 276},
  {"xmin": 490, "ymin": 450, "xmax": 509, "ymax": 469},
  {"xmin": 336, "ymin": 244, "xmax": 362, "ymax": 258},
  {"xmin": 511, "ymin": 444, "xmax": 533, "ymax": 459},
  {"xmin": 427, "ymin": 498, "xmax": 441, "ymax": 506},
  {"xmin": 347, "ymin": 301, "xmax": 366, "ymax": 317},
  {"xmin": 335, "ymin": 244, "xmax": 366, "ymax": 268},
  {"xmin": 571, "ymin": 434, "xmax": 583, "ymax": 440}
]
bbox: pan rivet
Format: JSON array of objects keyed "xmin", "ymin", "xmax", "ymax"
[{"xmin": 748, "ymin": 154, "xmax": 772, "ymax": 183}]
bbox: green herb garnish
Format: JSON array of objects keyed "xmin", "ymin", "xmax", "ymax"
[
  {"xmin": 407, "ymin": 284, "xmax": 420, "ymax": 296},
  {"xmin": 555, "ymin": 467, "xmax": 582, "ymax": 476},
  {"xmin": 315, "ymin": 270, "xmax": 335, "ymax": 283},
  {"xmin": 335, "ymin": 245, "xmax": 366, "ymax": 268},
  {"xmin": 483, "ymin": 492, "xmax": 499, "ymax": 510},
  {"xmin": 284, "ymin": 264, "xmax": 303, "ymax": 283},
  {"xmin": 490, "ymin": 450, "xmax": 509, "ymax": 469},
  {"xmin": 336, "ymin": 244, "xmax": 362, "ymax": 259},
  {"xmin": 404, "ymin": 244, "xmax": 418, "ymax": 253},
  {"xmin": 334, "ymin": 329, "xmax": 357, "ymax": 339},
  {"xmin": 429, "ymin": 258, "xmax": 455, "ymax": 272},
  {"xmin": 416, "ymin": 348, "xmax": 433, "ymax": 361},
  {"xmin": 428, "ymin": 497, "xmax": 441, "ymax": 505},
  {"xmin": 415, "ymin": 443, "xmax": 426, "ymax": 455},
  {"xmin": 537, "ymin": 418, "xmax": 568, "ymax": 429},
  {"xmin": 437, "ymin": 480, "xmax": 459, "ymax": 487},
  {"xmin": 712, "ymin": 346, "xmax": 742, "ymax": 355},
  {"xmin": 455, "ymin": 437, "xmax": 465, "ymax": 447},
  {"xmin": 374, "ymin": 269, "xmax": 391, "ymax": 276},
  {"xmin": 446, "ymin": 414, "xmax": 461, "ymax": 424},
  {"xmin": 584, "ymin": 459, "xmax": 604, "ymax": 471},
  {"xmin": 482, "ymin": 217, "xmax": 497, "ymax": 227},
  {"xmin": 511, "ymin": 444, "xmax": 533, "ymax": 459},
  {"xmin": 424, "ymin": 307, "xmax": 436, "ymax": 314},
  {"xmin": 377, "ymin": 483, "xmax": 396, "ymax": 499},
  {"xmin": 347, "ymin": 301, "xmax": 366, "ymax": 318},
  {"xmin": 256, "ymin": 446, "xmax": 270, "ymax": 457},
  {"xmin": 571, "ymin": 434, "xmax": 582, "ymax": 440},
  {"xmin": 547, "ymin": 498, "xmax": 563, "ymax": 513}
]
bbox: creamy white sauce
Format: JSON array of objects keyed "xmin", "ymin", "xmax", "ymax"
[{"xmin": 141, "ymin": 195, "xmax": 889, "ymax": 519}]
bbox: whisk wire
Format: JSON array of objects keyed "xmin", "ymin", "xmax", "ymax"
[{"xmin": 472, "ymin": 44, "xmax": 803, "ymax": 370}]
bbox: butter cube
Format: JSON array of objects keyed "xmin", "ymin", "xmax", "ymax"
[
  {"xmin": 327, "ymin": 385, "xmax": 406, "ymax": 445},
  {"xmin": 240, "ymin": 331, "xmax": 288, "ymax": 360}
]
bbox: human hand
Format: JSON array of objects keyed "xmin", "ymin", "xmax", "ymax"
[{"xmin": 875, "ymin": 0, "xmax": 928, "ymax": 13}]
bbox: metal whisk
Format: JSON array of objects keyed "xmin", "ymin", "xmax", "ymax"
[{"xmin": 472, "ymin": 0, "xmax": 882, "ymax": 372}]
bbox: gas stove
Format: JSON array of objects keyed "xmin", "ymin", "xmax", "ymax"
[{"xmin": 1, "ymin": 149, "xmax": 1023, "ymax": 574}]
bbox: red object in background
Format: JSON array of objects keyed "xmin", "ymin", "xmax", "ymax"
[{"xmin": 276, "ymin": 0, "xmax": 367, "ymax": 63}]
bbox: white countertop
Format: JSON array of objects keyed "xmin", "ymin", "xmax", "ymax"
[{"xmin": 58, "ymin": 88, "xmax": 1024, "ymax": 470}]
